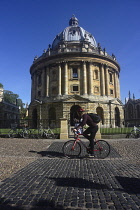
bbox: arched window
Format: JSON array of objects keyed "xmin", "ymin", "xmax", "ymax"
[
  {"xmin": 38, "ymin": 91, "xmax": 41, "ymax": 97},
  {"xmin": 70, "ymin": 105, "xmax": 81, "ymax": 126},
  {"xmin": 94, "ymin": 70, "xmax": 99, "ymax": 80},
  {"xmin": 128, "ymin": 104, "xmax": 133, "ymax": 119},
  {"xmin": 48, "ymin": 107, "xmax": 56, "ymax": 128},
  {"xmin": 115, "ymin": 107, "xmax": 120, "ymax": 127},
  {"xmin": 52, "ymin": 87, "xmax": 57, "ymax": 95},
  {"xmin": 72, "ymin": 68, "xmax": 78, "ymax": 78},
  {"xmin": 109, "ymin": 73, "xmax": 113, "ymax": 83},
  {"xmin": 96, "ymin": 107, "xmax": 104, "ymax": 124},
  {"xmin": 136, "ymin": 105, "xmax": 140, "ymax": 118},
  {"xmin": 38, "ymin": 74, "xmax": 42, "ymax": 86},
  {"xmin": 32, "ymin": 109, "xmax": 37, "ymax": 128},
  {"xmin": 52, "ymin": 70, "xmax": 57, "ymax": 81},
  {"xmin": 94, "ymin": 86, "xmax": 99, "ymax": 93},
  {"xmin": 49, "ymin": 107, "xmax": 56, "ymax": 120}
]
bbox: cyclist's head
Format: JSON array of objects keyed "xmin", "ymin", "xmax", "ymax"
[
  {"xmin": 78, "ymin": 108, "xmax": 84, "ymax": 112},
  {"xmin": 77, "ymin": 108, "xmax": 84, "ymax": 116}
]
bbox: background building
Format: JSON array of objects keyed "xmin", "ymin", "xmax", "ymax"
[
  {"xmin": 124, "ymin": 93, "xmax": 140, "ymax": 126},
  {"xmin": 0, "ymin": 87, "xmax": 20, "ymax": 128},
  {"xmin": 29, "ymin": 16, "xmax": 124, "ymax": 129}
]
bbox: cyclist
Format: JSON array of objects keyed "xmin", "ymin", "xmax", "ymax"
[{"xmin": 74, "ymin": 108, "xmax": 98, "ymax": 157}]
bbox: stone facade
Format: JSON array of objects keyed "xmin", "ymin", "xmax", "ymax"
[
  {"xmin": 0, "ymin": 87, "xmax": 20, "ymax": 128},
  {"xmin": 125, "ymin": 96, "xmax": 140, "ymax": 126},
  {"xmin": 28, "ymin": 16, "xmax": 124, "ymax": 129}
]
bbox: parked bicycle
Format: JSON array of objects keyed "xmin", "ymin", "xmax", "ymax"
[
  {"xmin": 7, "ymin": 127, "xmax": 31, "ymax": 138},
  {"xmin": 62, "ymin": 130, "xmax": 110, "ymax": 159},
  {"xmin": 130, "ymin": 126, "xmax": 140, "ymax": 138},
  {"xmin": 37, "ymin": 126, "xmax": 55, "ymax": 139}
]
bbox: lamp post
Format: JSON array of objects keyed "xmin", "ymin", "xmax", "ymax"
[{"xmin": 34, "ymin": 99, "xmax": 42, "ymax": 128}]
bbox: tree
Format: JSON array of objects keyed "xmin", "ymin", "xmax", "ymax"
[
  {"xmin": 1, "ymin": 85, "xmax": 28, "ymax": 119},
  {"xmin": 3, "ymin": 90, "xmax": 19, "ymax": 104},
  {"xmin": 0, "ymin": 83, "xmax": 3, "ymax": 88}
]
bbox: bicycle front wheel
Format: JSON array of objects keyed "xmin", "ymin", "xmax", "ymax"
[
  {"xmin": 63, "ymin": 140, "xmax": 81, "ymax": 158},
  {"xmin": 7, "ymin": 129, "xmax": 15, "ymax": 138},
  {"xmin": 94, "ymin": 140, "xmax": 110, "ymax": 159},
  {"xmin": 130, "ymin": 130, "xmax": 140, "ymax": 138},
  {"xmin": 23, "ymin": 130, "xmax": 31, "ymax": 139},
  {"xmin": 47, "ymin": 133, "xmax": 55, "ymax": 139}
]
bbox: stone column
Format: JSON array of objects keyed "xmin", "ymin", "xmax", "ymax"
[
  {"xmin": 34, "ymin": 73, "xmax": 37, "ymax": 99},
  {"xmin": 31, "ymin": 74, "xmax": 36, "ymax": 101},
  {"xmin": 105, "ymin": 65, "xmax": 109, "ymax": 96},
  {"xmin": 114, "ymin": 71, "xmax": 117, "ymax": 98},
  {"xmin": 82, "ymin": 61, "xmax": 87, "ymax": 95},
  {"xmin": 88, "ymin": 62, "xmax": 93, "ymax": 95},
  {"xmin": 42, "ymin": 68, "xmax": 46, "ymax": 97},
  {"xmin": 100, "ymin": 64, "xmax": 105, "ymax": 96},
  {"xmin": 60, "ymin": 118, "xmax": 68, "ymax": 139},
  {"xmin": 64, "ymin": 62, "xmax": 68, "ymax": 95},
  {"xmin": 58, "ymin": 63, "xmax": 62, "ymax": 95},
  {"xmin": 46, "ymin": 66, "xmax": 49, "ymax": 97},
  {"xmin": 117, "ymin": 73, "xmax": 120, "ymax": 99}
]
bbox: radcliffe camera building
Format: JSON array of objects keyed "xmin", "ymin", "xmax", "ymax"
[{"xmin": 29, "ymin": 16, "xmax": 124, "ymax": 128}]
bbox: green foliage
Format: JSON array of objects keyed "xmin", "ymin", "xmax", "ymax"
[
  {"xmin": 100, "ymin": 127, "xmax": 133, "ymax": 134},
  {"xmin": 0, "ymin": 83, "xmax": 3, "ymax": 88},
  {"xmin": 3, "ymin": 90, "xmax": 19, "ymax": 104}
]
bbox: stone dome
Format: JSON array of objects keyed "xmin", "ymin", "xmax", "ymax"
[{"xmin": 52, "ymin": 15, "xmax": 97, "ymax": 49}]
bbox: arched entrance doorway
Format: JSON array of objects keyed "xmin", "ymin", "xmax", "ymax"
[
  {"xmin": 32, "ymin": 108, "xmax": 37, "ymax": 128},
  {"xmin": 96, "ymin": 107, "xmax": 104, "ymax": 124},
  {"xmin": 115, "ymin": 107, "xmax": 120, "ymax": 127},
  {"xmin": 48, "ymin": 107, "xmax": 56, "ymax": 127},
  {"xmin": 70, "ymin": 105, "xmax": 81, "ymax": 126}
]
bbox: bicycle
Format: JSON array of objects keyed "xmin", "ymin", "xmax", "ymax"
[
  {"xmin": 62, "ymin": 131, "xmax": 110, "ymax": 159},
  {"xmin": 7, "ymin": 127, "xmax": 31, "ymax": 138},
  {"xmin": 130, "ymin": 126, "xmax": 140, "ymax": 138},
  {"xmin": 21, "ymin": 127, "xmax": 32, "ymax": 138},
  {"xmin": 37, "ymin": 126, "xmax": 55, "ymax": 139},
  {"xmin": 7, "ymin": 127, "xmax": 22, "ymax": 138}
]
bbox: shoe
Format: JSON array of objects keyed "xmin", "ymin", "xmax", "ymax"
[{"xmin": 87, "ymin": 154, "xmax": 94, "ymax": 158}]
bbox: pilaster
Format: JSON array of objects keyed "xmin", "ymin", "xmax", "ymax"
[
  {"xmin": 105, "ymin": 65, "xmax": 109, "ymax": 96},
  {"xmin": 58, "ymin": 63, "xmax": 62, "ymax": 95},
  {"xmin": 46, "ymin": 66, "xmax": 49, "ymax": 97},
  {"xmin": 64, "ymin": 62, "xmax": 68, "ymax": 95},
  {"xmin": 88, "ymin": 62, "xmax": 93, "ymax": 95},
  {"xmin": 82, "ymin": 61, "xmax": 87, "ymax": 95},
  {"xmin": 100, "ymin": 64, "xmax": 105, "ymax": 96}
]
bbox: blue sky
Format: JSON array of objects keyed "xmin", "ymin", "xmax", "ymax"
[{"xmin": 0, "ymin": 0, "xmax": 140, "ymax": 104}]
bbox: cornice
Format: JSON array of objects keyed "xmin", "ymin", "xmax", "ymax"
[{"xmin": 30, "ymin": 52, "xmax": 120, "ymax": 74}]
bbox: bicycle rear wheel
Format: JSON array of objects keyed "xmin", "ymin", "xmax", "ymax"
[
  {"xmin": 130, "ymin": 130, "xmax": 140, "ymax": 138},
  {"xmin": 7, "ymin": 129, "xmax": 17, "ymax": 138},
  {"xmin": 47, "ymin": 133, "xmax": 55, "ymax": 139},
  {"xmin": 63, "ymin": 140, "xmax": 81, "ymax": 158},
  {"xmin": 94, "ymin": 140, "xmax": 110, "ymax": 159},
  {"xmin": 23, "ymin": 129, "xmax": 31, "ymax": 138}
]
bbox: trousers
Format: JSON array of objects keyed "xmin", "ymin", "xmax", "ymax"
[{"xmin": 83, "ymin": 125, "xmax": 98, "ymax": 155}]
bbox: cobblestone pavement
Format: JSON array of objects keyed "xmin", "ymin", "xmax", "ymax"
[{"xmin": 0, "ymin": 138, "xmax": 140, "ymax": 210}]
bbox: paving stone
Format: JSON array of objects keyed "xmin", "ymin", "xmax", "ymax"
[{"xmin": 1, "ymin": 141, "xmax": 140, "ymax": 210}]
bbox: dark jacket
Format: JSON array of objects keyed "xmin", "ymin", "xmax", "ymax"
[{"xmin": 76, "ymin": 114, "xmax": 96, "ymax": 129}]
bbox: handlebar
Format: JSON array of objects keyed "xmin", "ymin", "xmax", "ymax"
[{"xmin": 73, "ymin": 129, "xmax": 82, "ymax": 136}]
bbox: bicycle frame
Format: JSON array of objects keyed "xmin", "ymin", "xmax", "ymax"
[
  {"xmin": 73, "ymin": 132, "xmax": 102, "ymax": 152},
  {"xmin": 134, "ymin": 126, "xmax": 140, "ymax": 133},
  {"xmin": 63, "ymin": 131, "xmax": 110, "ymax": 158}
]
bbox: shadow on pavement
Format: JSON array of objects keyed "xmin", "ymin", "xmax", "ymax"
[
  {"xmin": 115, "ymin": 176, "xmax": 140, "ymax": 194},
  {"xmin": 0, "ymin": 197, "xmax": 23, "ymax": 210},
  {"xmin": 0, "ymin": 197, "xmax": 64, "ymax": 210},
  {"xmin": 29, "ymin": 150, "xmax": 64, "ymax": 158},
  {"xmin": 48, "ymin": 177, "xmax": 110, "ymax": 189}
]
